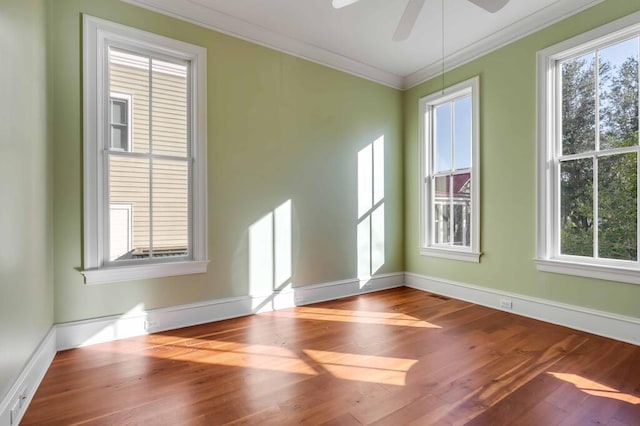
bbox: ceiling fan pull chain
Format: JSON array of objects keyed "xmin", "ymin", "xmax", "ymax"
[{"xmin": 441, "ymin": 0, "xmax": 445, "ymax": 94}]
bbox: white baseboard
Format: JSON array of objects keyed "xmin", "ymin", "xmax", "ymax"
[
  {"xmin": 293, "ymin": 273, "xmax": 404, "ymax": 306},
  {"xmin": 56, "ymin": 272, "xmax": 404, "ymax": 350},
  {"xmin": 405, "ymin": 272, "xmax": 640, "ymax": 346},
  {"xmin": 55, "ymin": 295, "xmax": 252, "ymax": 350},
  {"xmin": 0, "ymin": 328, "xmax": 57, "ymax": 426}
]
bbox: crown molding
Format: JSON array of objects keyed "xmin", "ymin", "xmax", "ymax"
[
  {"xmin": 121, "ymin": 0, "xmax": 404, "ymax": 89},
  {"xmin": 403, "ymin": 0, "xmax": 606, "ymax": 89},
  {"xmin": 121, "ymin": 0, "xmax": 605, "ymax": 91}
]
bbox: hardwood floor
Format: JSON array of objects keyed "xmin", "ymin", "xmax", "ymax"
[{"xmin": 22, "ymin": 287, "xmax": 640, "ymax": 425}]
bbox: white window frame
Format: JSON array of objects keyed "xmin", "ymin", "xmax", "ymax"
[
  {"xmin": 536, "ymin": 11, "xmax": 640, "ymax": 285},
  {"xmin": 82, "ymin": 15, "xmax": 208, "ymax": 284},
  {"xmin": 109, "ymin": 92, "xmax": 132, "ymax": 152},
  {"xmin": 419, "ymin": 76, "xmax": 481, "ymax": 262}
]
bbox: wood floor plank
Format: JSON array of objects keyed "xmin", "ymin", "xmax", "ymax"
[
  {"xmin": 21, "ymin": 287, "xmax": 640, "ymax": 425},
  {"xmin": 421, "ymin": 316, "xmax": 638, "ymax": 425}
]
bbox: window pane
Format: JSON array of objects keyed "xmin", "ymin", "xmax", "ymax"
[
  {"xmin": 599, "ymin": 37, "xmax": 639, "ymax": 150},
  {"xmin": 454, "ymin": 96, "xmax": 472, "ymax": 170},
  {"xmin": 109, "ymin": 204, "xmax": 131, "ymax": 262},
  {"xmin": 560, "ymin": 158, "xmax": 594, "ymax": 256},
  {"xmin": 598, "ymin": 153, "xmax": 637, "ymax": 261},
  {"xmin": 111, "ymin": 100, "xmax": 126, "ymax": 125},
  {"xmin": 453, "ymin": 172, "xmax": 471, "ymax": 247},
  {"xmin": 110, "ymin": 125, "xmax": 127, "ymax": 151},
  {"xmin": 434, "ymin": 103, "xmax": 452, "ymax": 172},
  {"xmin": 109, "ymin": 156, "xmax": 150, "ymax": 260},
  {"xmin": 152, "ymin": 159, "xmax": 189, "ymax": 257},
  {"xmin": 151, "ymin": 58, "xmax": 189, "ymax": 158},
  {"xmin": 109, "ymin": 48, "xmax": 150, "ymax": 153},
  {"xmin": 562, "ymin": 53, "xmax": 596, "ymax": 155},
  {"xmin": 433, "ymin": 175, "xmax": 450, "ymax": 244}
]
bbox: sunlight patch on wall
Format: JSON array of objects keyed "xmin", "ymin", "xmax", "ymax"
[
  {"xmin": 357, "ymin": 136, "xmax": 385, "ymax": 284},
  {"xmin": 274, "ymin": 200, "xmax": 292, "ymax": 288},
  {"xmin": 249, "ymin": 213, "xmax": 273, "ymax": 296},
  {"xmin": 249, "ymin": 199, "xmax": 293, "ymax": 308},
  {"xmin": 77, "ymin": 303, "xmax": 147, "ymax": 347}
]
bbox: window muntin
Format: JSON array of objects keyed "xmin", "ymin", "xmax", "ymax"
[
  {"xmin": 83, "ymin": 15, "xmax": 208, "ymax": 284},
  {"xmin": 419, "ymin": 77, "xmax": 480, "ymax": 262},
  {"xmin": 537, "ymin": 13, "xmax": 640, "ymax": 283}
]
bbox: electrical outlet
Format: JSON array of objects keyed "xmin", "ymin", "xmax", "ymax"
[
  {"xmin": 19, "ymin": 388, "xmax": 28, "ymax": 409},
  {"xmin": 499, "ymin": 298, "xmax": 513, "ymax": 310},
  {"xmin": 144, "ymin": 320, "xmax": 159, "ymax": 330}
]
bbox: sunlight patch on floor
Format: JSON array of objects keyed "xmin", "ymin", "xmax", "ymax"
[
  {"xmin": 272, "ymin": 307, "xmax": 441, "ymax": 328},
  {"xmin": 304, "ymin": 349, "xmax": 418, "ymax": 386},
  {"xmin": 548, "ymin": 372, "xmax": 640, "ymax": 404},
  {"xmin": 87, "ymin": 333, "xmax": 422, "ymax": 386},
  {"xmin": 166, "ymin": 341, "xmax": 319, "ymax": 376}
]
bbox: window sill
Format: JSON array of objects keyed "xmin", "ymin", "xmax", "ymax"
[
  {"xmin": 420, "ymin": 247, "xmax": 481, "ymax": 263},
  {"xmin": 82, "ymin": 260, "xmax": 209, "ymax": 285},
  {"xmin": 535, "ymin": 258, "xmax": 640, "ymax": 285}
]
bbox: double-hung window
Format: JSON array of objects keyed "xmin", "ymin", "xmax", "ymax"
[
  {"xmin": 537, "ymin": 12, "xmax": 640, "ymax": 284},
  {"xmin": 419, "ymin": 77, "xmax": 481, "ymax": 262},
  {"xmin": 82, "ymin": 15, "xmax": 208, "ymax": 284}
]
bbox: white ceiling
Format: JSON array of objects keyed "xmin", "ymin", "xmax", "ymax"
[{"xmin": 122, "ymin": 0, "xmax": 605, "ymax": 89}]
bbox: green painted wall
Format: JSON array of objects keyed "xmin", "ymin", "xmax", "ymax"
[
  {"xmin": 50, "ymin": 0, "xmax": 404, "ymax": 323},
  {"xmin": 0, "ymin": 0, "xmax": 53, "ymax": 400},
  {"xmin": 404, "ymin": 0, "xmax": 640, "ymax": 318},
  {"xmin": 10, "ymin": 0, "xmax": 636, "ymax": 359}
]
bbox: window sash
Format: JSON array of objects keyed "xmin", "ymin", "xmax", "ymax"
[
  {"xmin": 429, "ymin": 170, "xmax": 472, "ymax": 248},
  {"xmin": 104, "ymin": 151, "xmax": 192, "ymax": 266},
  {"xmin": 552, "ymin": 149, "xmax": 639, "ymax": 265}
]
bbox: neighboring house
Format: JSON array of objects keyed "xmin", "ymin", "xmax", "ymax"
[{"xmin": 433, "ymin": 172, "xmax": 471, "ymax": 247}]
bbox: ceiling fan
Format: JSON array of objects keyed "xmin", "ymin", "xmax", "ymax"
[{"xmin": 332, "ymin": 0, "xmax": 510, "ymax": 41}]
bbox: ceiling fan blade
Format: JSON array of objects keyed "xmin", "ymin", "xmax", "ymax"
[
  {"xmin": 332, "ymin": 0, "xmax": 362, "ymax": 9},
  {"xmin": 467, "ymin": 0, "xmax": 509, "ymax": 13},
  {"xmin": 392, "ymin": 0, "xmax": 426, "ymax": 42}
]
